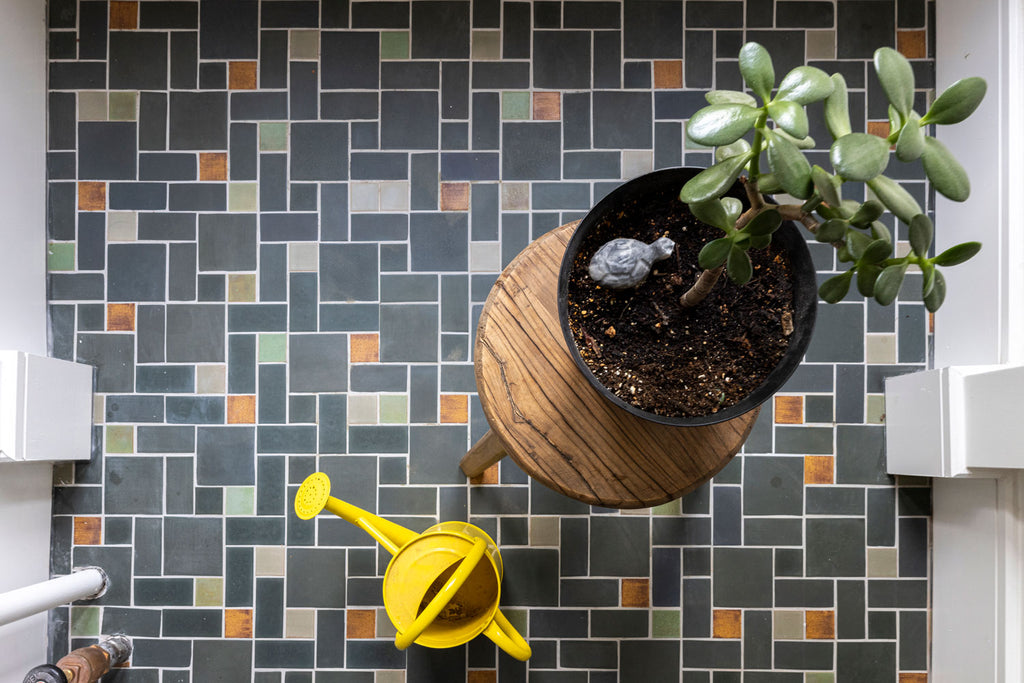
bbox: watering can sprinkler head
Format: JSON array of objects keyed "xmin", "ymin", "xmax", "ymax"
[{"xmin": 294, "ymin": 471, "xmax": 332, "ymax": 520}]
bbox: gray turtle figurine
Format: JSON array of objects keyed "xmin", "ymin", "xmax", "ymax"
[{"xmin": 588, "ymin": 236, "xmax": 676, "ymax": 289}]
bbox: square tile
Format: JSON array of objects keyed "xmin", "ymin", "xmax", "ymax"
[
  {"xmin": 713, "ymin": 609, "xmax": 742, "ymax": 638},
  {"xmin": 108, "ymin": 91, "xmax": 137, "ymax": 120},
  {"xmin": 259, "ymin": 334, "xmax": 287, "ymax": 363},
  {"xmin": 348, "ymin": 395, "xmax": 378, "ymax": 424},
  {"xmin": 501, "ymin": 92, "xmax": 530, "ymax": 120},
  {"xmin": 805, "ymin": 455, "xmax": 835, "ymax": 485},
  {"xmin": 290, "ymin": 30, "xmax": 319, "ymax": 60},
  {"xmin": 108, "ymin": 212, "xmax": 137, "ymax": 240},
  {"xmin": 78, "ymin": 182, "xmax": 106, "ymax": 210},
  {"xmin": 439, "ymin": 394, "xmax": 468, "ymax": 423},
  {"xmin": 289, "ymin": 243, "xmax": 318, "ymax": 271},
  {"xmin": 350, "ymin": 183, "xmax": 379, "ymax": 211},
  {"xmin": 806, "ymin": 610, "xmax": 836, "ymax": 639},
  {"xmin": 225, "ymin": 608, "xmax": 253, "ymax": 638},
  {"xmin": 197, "ymin": 365, "xmax": 227, "ymax": 394},
  {"xmin": 260, "ymin": 122, "xmax": 288, "ymax": 151},
  {"xmin": 285, "ymin": 608, "xmax": 316, "ymax": 638},
  {"xmin": 622, "ymin": 579, "xmax": 650, "ymax": 608},
  {"xmin": 774, "ymin": 610, "xmax": 804, "ymax": 640},
  {"xmin": 79, "ymin": 92, "xmax": 108, "ymax": 121},
  {"xmin": 381, "ymin": 31, "xmax": 410, "ymax": 60},
  {"xmin": 867, "ymin": 547, "xmax": 899, "ymax": 577},
  {"xmin": 441, "ymin": 182, "xmax": 470, "ymax": 211},
  {"xmin": 472, "ymin": 30, "xmax": 500, "ymax": 60},
  {"xmin": 255, "ymin": 546, "xmax": 286, "ymax": 577}
]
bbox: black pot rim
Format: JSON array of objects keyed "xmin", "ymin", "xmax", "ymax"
[{"xmin": 556, "ymin": 167, "xmax": 819, "ymax": 427}]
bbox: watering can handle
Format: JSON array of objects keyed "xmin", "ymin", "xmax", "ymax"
[
  {"xmin": 394, "ymin": 537, "xmax": 488, "ymax": 651},
  {"xmin": 483, "ymin": 609, "xmax": 532, "ymax": 661}
]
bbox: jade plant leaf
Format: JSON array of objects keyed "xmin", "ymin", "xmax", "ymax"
[
  {"xmin": 861, "ymin": 238, "xmax": 893, "ymax": 264},
  {"xmin": 824, "ymin": 73, "xmax": 852, "ymax": 139},
  {"xmin": 857, "ymin": 264, "xmax": 882, "ymax": 297},
  {"xmin": 742, "ymin": 207, "xmax": 782, "ymax": 236},
  {"xmin": 715, "ymin": 139, "xmax": 751, "ymax": 164},
  {"xmin": 870, "ymin": 220, "xmax": 893, "ymax": 244},
  {"xmin": 932, "ymin": 241, "xmax": 982, "ymax": 267},
  {"xmin": 722, "ymin": 197, "xmax": 743, "ymax": 225},
  {"xmin": 811, "ymin": 165, "xmax": 842, "ymax": 208},
  {"xmin": 866, "ymin": 175, "xmax": 923, "ymax": 225},
  {"xmin": 922, "ymin": 77, "xmax": 987, "ymax": 125},
  {"xmin": 765, "ymin": 129, "xmax": 813, "ymax": 199},
  {"xmin": 908, "ymin": 213, "xmax": 933, "ymax": 257},
  {"xmin": 922, "ymin": 261, "xmax": 937, "ymax": 297},
  {"xmin": 874, "ymin": 47, "xmax": 915, "ymax": 116},
  {"xmin": 874, "ymin": 262, "xmax": 908, "ymax": 305},
  {"xmin": 706, "ymin": 90, "xmax": 759, "ymax": 107},
  {"xmin": 830, "ymin": 133, "xmax": 890, "ymax": 182},
  {"xmin": 924, "ymin": 269, "xmax": 947, "ymax": 311},
  {"xmin": 816, "ymin": 218, "xmax": 847, "ymax": 243},
  {"xmin": 767, "ymin": 100, "xmax": 809, "ymax": 140},
  {"xmin": 726, "ymin": 245, "xmax": 753, "ymax": 284},
  {"xmin": 921, "ymin": 136, "xmax": 970, "ymax": 201},
  {"xmin": 756, "ymin": 173, "xmax": 783, "ymax": 194},
  {"xmin": 895, "ymin": 111, "xmax": 925, "ymax": 162},
  {"xmin": 776, "ymin": 66, "xmax": 834, "ymax": 105},
  {"xmin": 739, "ymin": 42, "xmax": 775, "ymax": 103},
  {"xmin": 848, "ymin": 200, "xmax": 885, "ymax": 228},
  {"xmin": 819, "ymin": 270, "xmax": 854, "ymax": 303},
  {"xmin": 845, "ymin": 229, "xmax": 872, "ymax": 261},
  {"xmin": 687, "ymin": 104, "xmax": 762, "ymax": 146},
  {"xmin": 772, "ymin": 127, "xmax": 816, "ymax": 149},
  {"xmin": 689, "ymin": 198, "xmax": 735, "ymax": 232},
  {"xmin": 679, "ymin": 151, "xmax": 755, "ymax": 203},
  {"xmin": 698, "ymin": 237, "xmax": 732, "ymax": 269}
]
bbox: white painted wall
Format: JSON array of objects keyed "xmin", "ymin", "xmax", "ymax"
[{"xmin": 0, "ymin": 0, "xmax": 54, "ymax": 679}]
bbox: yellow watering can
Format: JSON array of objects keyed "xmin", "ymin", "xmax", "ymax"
[{"xmin": 294, "ymin": 472, "xmax": 532, "ymax": 661}]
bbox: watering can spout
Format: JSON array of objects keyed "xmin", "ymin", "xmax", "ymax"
[{"xmin": 295, "ymin": 472, "xmax": 531, "ymax": 661}]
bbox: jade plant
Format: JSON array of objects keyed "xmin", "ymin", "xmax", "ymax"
[{"xmin": 675, "ymin": 42, "xmax": 985, "ymax": 312}]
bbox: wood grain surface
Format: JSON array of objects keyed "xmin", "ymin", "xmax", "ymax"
[{"xmin": 473, "ymin": 223, "xmax": 758, "ymax": 509}]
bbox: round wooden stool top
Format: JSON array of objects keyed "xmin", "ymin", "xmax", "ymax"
[{"xmin": 474, "ymin": 222, "xmax": 759, "ymax": 509}]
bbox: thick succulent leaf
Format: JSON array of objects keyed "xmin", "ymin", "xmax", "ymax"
[
  {"xmin": 845, "ymin": 229, "xmax": 872, "ymax": 261},
  {"xmin": 756, "ymin": 173, "xmax": 783, "ymax": 194},
  {"xmin": 824, "ymin": 73, "xmax": 852, "ymax": 139},
  {"xmin": 715, "ymin": 139, "xmax": 752, "ymax": 164},
  {"xmin": 932, "ymin": 241, "xmax": 982, "ymax": 267},
  {"xmin": 739, "ymin": 42, "xmax": 775, "ymax": 103},
  {"xmin": 743, "ymin": 207, "xmax": 782, "ymax": 236},
  {"xmin": 773, "ymin": 127, "xmax": 816, "ymax": 149},
  {"xmin": 837, "ymin": 199, "xmax": 860, "ymax": 219},
  {"xmin": 857, "ymin": 264, "xmax": 882, "ymax": 297},
  {"xmin": 722, "ymin": 197, "xmax": 743, "ymax": 226},
  {"xmin": 679, "ymin": 151, "xmax": 755, "ymax": 203},
  {"xmin": 816, "ymin": 218, "xmax": 847, "ymax": 243},
  {"xmin": 765, "ymin": 129, "xmax": 813, "ymax": 199},
  {"xmin": 726, "ymin": 246, "xmax": 753, "ymax": 284},
  {"xmin": 706, "ymin": 89, "xmax": 759, "ymax": 107},
  {"xmin": 895, "ymin": 111, "xmax": 925, "ymax": 162},
  {"xmin": 819, "ymin": 270, "xmax": 854, "ymax": 303},
  {"xmin": 874, "ymin": 47, "xmax": 915, "ymax": 116},
  {"xmin": 687, "ymin": 104, "xmax": 762, "ymax": 146},
  {"xmin": 816, "ymin": 203, "xmax": 840, "ymax": 220},
  {"xmin": 922, "ymin": 77, "xmax": 987, "ymax": 125},
  {"xmin": 776, "ymin": 66, "xmax": 834, "ymax": 105},
  {"xmin": 924, "ymin": 269, "xmax": 947, "ymax": 312},
  {"xmin": 698, "ymin": 237, "xmax": 732, "ymax": 269},
  {"xmin": 830, "ymin": 133, "xmax": 891, "ymax": 182},
  {"xmin": 861, "ymin": 238, "xmax": 893, "ymax": 264},
  {"xmin": 849, "ymin": 200, "xmax": 885, "ymax": 228},
  {"xmin": 867, "ymin": 175, "xmax": 923, "ymax": 224},
  {"xmin": 870, "ymin": 220, "xmax": 892, "ymax": 244},
  {"xmin": 922, "ymin": 262, "xmax": 937, "ymax": 298},
  {"xmin": 811, "ymin": 165, "xmax": 842, "ymax": 208},
  {"xmin": 908, "ymin": 213, "xmax": 933, "ymax": 257},
  {"xmin": 874, "ymin": 262, "xmax": 908, "ymax": 306},
  {"xmin": 749, "ymin": 234, "xmax": 772, "ymax": 249},
  {"xmin": 887, "ymin": 105, "xmax": 904, "ymax": 141},
  {"xmin": 767, "ymin": 100, "xmax": 809, "ymax": 140},
  {"xmin": 689, "ymin": 198, "xmax": 735, "ymax": 232},
  {"xmin": 921, "ymin": 136, "xmax": 970, "ymax": 202}
]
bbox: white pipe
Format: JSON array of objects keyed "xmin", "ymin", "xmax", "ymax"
[{"xmin": 0, "ymin": 567, "xmax": 107, "ymax": 627}]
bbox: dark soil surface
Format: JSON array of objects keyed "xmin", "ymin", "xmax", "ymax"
[{"xmin": 565, "ymin": 189, "xmax": 796, "ymax": 418}]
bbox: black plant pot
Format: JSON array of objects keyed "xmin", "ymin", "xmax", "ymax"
[{"xmin": 556, "ymin": 167, "xmax": 818, "ymax": 427}]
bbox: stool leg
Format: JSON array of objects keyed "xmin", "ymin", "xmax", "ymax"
[{"xmin": 460, "ymin": 429, "xmax": 507, "ymax": 478}]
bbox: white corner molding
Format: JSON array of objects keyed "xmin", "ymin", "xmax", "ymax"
[{"xmin": 0, "ymin": 352, "xmax": 94, "ymax": 463}]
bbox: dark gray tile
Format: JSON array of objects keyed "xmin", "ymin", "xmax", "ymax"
[
  {"xmin": 288, "ymin": 334, "xmax": 347, "ymax": 392},
  {"xmin": 286, "ymin": 548, "xmax": 347, "ymax": 607},
  {"xmin": 500, "ymin": 548, "xmax": 559, "ymax": 606},
  {"xmin": 198, "ymin": 214, "xmax": 257, "ymax": 271},
  {"xmin": 621, "ymin": 641, "xmax": 679, "ymax": 679},
  {"xmin": 623, "ymin": 0, "xmax": 683, "ymax": 58},
  {"xmin": 712, "ymin": 486, "xmax": 741, "ymax": 545},
  {"xmin": 110, "ymin": 32, "xmax": 168, "ymax": 90},
  {"xmin": 807, "ymin": 518, "xmax": 865, "ymax": 577},
  {"xmin": 534, "ymin": 30, "xmax": 591, "ymax": 88},
  {"xmin": 590, "ymin": 517, "xmax": 650, "ymax": 576},
  {"xmin": 169, "ymin": 92, "xmax": 227, "ymax": 150},
  {"xmin": 78, "ymin": 122, "xmax": 137, "ymax": 180},
  {"xmin": 502, "ymin": 122, "xmax": 561, "ymax": 180},
  {"xmin": 166, "ymin": 305, "xmax": 225, "ymax": 362},
  {"xmin": 713, "ymin": 548, "xmax": 773, "ymax": 607},
  {"xmin": 164, "ymin": 517, "xmax": 223, "ymax": 575},
  {"xmin": 320, "ymin": 243, "xmax": 378, "ymax": 301},
  {"xmin": 836, "ymin": 642, "xmax": 895, "ymax": 682},
  {"xmin": 76, "ymin": 333, "xmax": 134, "ymax": 392},
  {"xmin": 744, "ymin": 456, "xmax": 804, "ymax": 516},
  {"xmin": 593, "ymin": 92, "xmax": 653, "ymax": 149},
  {"xmin": 411, "ymin": 1, "xmax": 470, "ymax": 58},
  {"xmin": 380, "ymin": 304, "xmax": 439, "ymax": 362},
  {"xmin": 381, "ymin": 91, "xmax": 439, "ymax": 150},
  {"xmin": 193, "ymin": 641, "xmax": 253, "ymax": 683},
  {"xmin": 775, "ymin": 579, "xmax": 835, "ymax": 608},
  {"xmin": 197, "ymin": 426, "xmax": 255, "ymax": 485}
]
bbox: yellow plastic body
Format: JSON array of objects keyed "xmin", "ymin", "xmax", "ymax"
[{"xmin": 294, "ymin": 473, "xmax": 532, "ymax": 661}]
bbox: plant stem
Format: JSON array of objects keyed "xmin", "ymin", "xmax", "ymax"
[{"xmin": 679, "ymin": 265, "xmax": 725, "ymax": 308}]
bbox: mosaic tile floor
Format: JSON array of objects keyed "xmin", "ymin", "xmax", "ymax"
[{"xmin": 47, "ymin": 1, "xmax": 935, "ymax": 681}]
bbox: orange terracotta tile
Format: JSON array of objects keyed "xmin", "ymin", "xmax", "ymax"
[
  {"xmin": 109, "ymin": 1, "xmax": 138, "ymax": 29},
  {"xmin": 867, "ymin": 120, "xmax": 891, "ymax": 140},
  {"xmin": 804, "ymin": 455, "xmax": 834, "ymax": 485},
  {"xmin": 441, "ymin": 182, "xmax": 470, "ymax": 211},
  {"xmin": 346, "ymin": 609, "xmax": 375, "ymax": 638},
  {"xmin": 470, "ymin": 463, "xmax": 499, "ymax": 485},
  {"xmin": 533, "ymin": 92, "xmax": 561, "ymax": 120},
  {"xmin": 713, "ymin": 609, "xmax": 742, "ymax": 638},
  {"xmin": 774, "ymin": 395, "xmax": 804, "ymax": 424},
  {"xmin": 107, "ymin": 303, "xmax": 136, "ymax": 331},
  {"xmin": 229, "ymin": 61, "xmax": 258, "ymax": 90},
  {"xmin": 897, "ymin": 30, "xmax": 927, "ymax": 60},
  {"xmin": 621, "ymin": 579, "xmax": 650, "ymax": 607},
  {"xmin": 73, "ymin": 517, "xmax": 102, "ymax": 545},
  {"xmin": 468, "ymin": 672, "xmax": 497, "ymax": 683},
  {"xmin": 200, "ymin": 153, "xmax": 228, "ymax": 181},
  {"xmin": 350, "ymin": 334, "xmax": 379, "ymax": 363},
  {"xmin": 806, "ymin": 610, "xmax": 835, "ymax": 639},
  {"xmin": 440, "ymin": 394, "xmax": 469, "ymax": 424},
  {"xmin": 78, "ymin": 182, "xmax": 106, "ymax": 211},
  {"xmin": 227, "ymin": 395, "xmax": 256, "ymax": 424},
  {"xmin": 654, "ymin": 60, "xmax": 683, "ymax": 89},
  {"xmin": 899, "ymin": 674, "xmax": 928, "ymax": 683},
  {"xmin": 225, "ymin": 609, "xmax": 253, "ymax": 638}
]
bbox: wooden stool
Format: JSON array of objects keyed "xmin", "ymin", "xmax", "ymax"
[{"xmin": 459, "ymin": 222, "xmax": 759, "ymax": 509}]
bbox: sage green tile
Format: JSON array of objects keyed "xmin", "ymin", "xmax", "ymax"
[
  {"xmin": 348, "ymin": 394, "xmax": 378, "ymax": 424},
  {"xmin": 806, "ymin": 673, "xmax": 835, "ymax": 683},
  {"xmin": 105, "ymin": 425, "xmax": 134, "ymax": 453},
  {"xmin": 774, "ymin": 610, "xmax": 804, "ymax": 640},
  {"xmin": 229, "ymin": 183, "xmax": 258, "ymax": 212},
  {"xmin": 503, "ymin": 609, "xmax": 528, "ymax": 636},
  {"xmin": 653, "ymin": 499, "xmax": 681, "ymax": 516},
  {"xmin": 195, "ymin": 577, "xmax": 223, "ymax": 606},
  {"xmin": 108, "ymin": 91, "xmax": 137, "ymax": 120},
  {"xmin": 530, "ymin": 516, "xmax": 559, "ymax": 546},
  {"xmin": 376, "ymin": 672, "xmax": 404, "ymax": 683},
  {"xmin": 78, "ymin": 91, "xmax": 107, "ymax": 121},
  {"xmin": 866, "ymin": 394, "xmax": 885, "ymax": 424},
  {"xmin": 379, "ymin": 394, "xmax": 407, "ymax": 424},
  {"xmin": 224, "ymin": 486, "xmax": 255, "ymax": 516},
  {"xmin": 258, "ymin": 333, "xmax": 287, "ymax": 363},
  {"xmin": 653, "ymin": 609, "xmax": 681, "ymax": 638},
  {"xmin": 48, "ymin": 243, "xmax": 75, "ymax": 271},
  {"xmin": 805, "ymin": 30, "xmax": 836, "ymax": 61},
  {"xmin": 381, "ymin": 31, "xmax": 409, "ymax": 60},
  {"xmin": 290, "ymin": 30, "xmax": 319, "ymax": 60},
  {"xmin": 502, "ymin": 92, "xmax": 530, "ymax": 120},
  {"xmin": 472, "ymin": 30, "xmax": 501, "ymax": 60},
  {"xmin": 867, "ymin": 547, "xmax": 898, "ymax": 577},
  {"xmin": 376, "ymin": 607, "xmax": 397, "ymax": 638},
  {"xmin": 260, "ymin": 122, "xmax": 288, "ymax": 151},
  {"xmin": 70, "ymin": 606, "xmax": 101, "ymax": 637}
]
